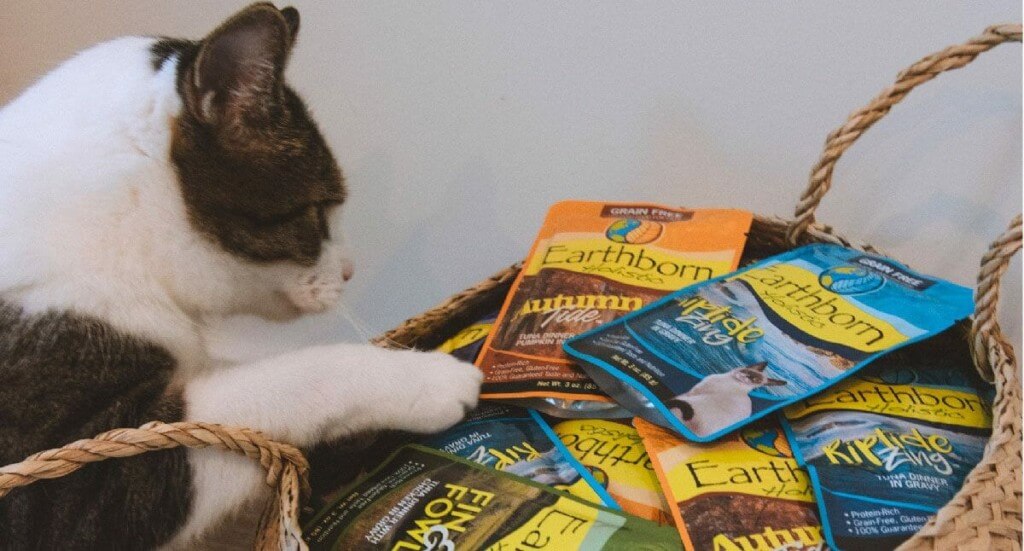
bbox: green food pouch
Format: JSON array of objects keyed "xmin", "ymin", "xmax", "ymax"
[
  {"xmin": 420, "ymin": 402, "xmax": 617, "ymax": 507},
  {"xmin": 303, "ymin": 444, "xmax": 683, "ymax": 550},
  {"xmin": 563, "ymin": 244, "xmax": 974, "ymax": 442},
  {"xmin": 780, "ymin": 329, "xmax": 994, "ymax": 550}
]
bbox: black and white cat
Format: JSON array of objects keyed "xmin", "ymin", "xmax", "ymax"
[
  {"xmin": 665, "ymin": 362, "xmax": 786, "ymax": 437},
  {"xmin": 0, "ymin": 4, "xmax": 481, "ymax": 549}
]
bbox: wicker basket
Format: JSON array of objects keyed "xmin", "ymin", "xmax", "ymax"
[
  {"xmin": 372, "ymin": 24, "xmax": 1024, "ymax": 551},
  {"xmin": 0, "ymin": 23, "xmax": 1019, "ymax": 551}
]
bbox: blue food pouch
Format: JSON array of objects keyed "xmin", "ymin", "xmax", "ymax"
[
  {"xmin": 562, "ymin": 244, "xmax": 974, "ymax": 441},
  {"xmin": 780, "ymin": 330, "xmax": 993, "ymax": 550},
  {"xmin": 420, "ymin": 402, "xmax": 617, "ymax": 507}
]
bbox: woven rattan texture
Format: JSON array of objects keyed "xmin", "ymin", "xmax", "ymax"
[{"xmin": 0, "ymin": 422, "xmax": 310, "ymax": 551}]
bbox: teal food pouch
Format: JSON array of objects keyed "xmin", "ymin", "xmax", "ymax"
[
  {"xmin": 562, "ymin": 244, "xmax": 974, "ymax": 442},
  {"xmin": 780, "ymin": 330, "xmax": 993, "ymax": 550},
  {"xmin": 419, "ymin": 402, "xmax": 617, "ymax": 507},
  {"xmin": 303, "ymin": 444, "xmax": 683, "ymax": 550}
]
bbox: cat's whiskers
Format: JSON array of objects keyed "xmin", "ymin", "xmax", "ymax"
[
  {"xmin": 376, "ymin": 334, "xmax": 415, "ymax": 351},
  {"xmin": 337, "ymin": 303, "xmax": 372, "ymax": 342},
  {"xmin": 337, "ymin": 302, "xmax": 415, "ymax": 350}
]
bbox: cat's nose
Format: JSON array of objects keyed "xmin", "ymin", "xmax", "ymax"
[{"xmin": 341, "ymin": 259, "xmax": 355, "ymax": 282}]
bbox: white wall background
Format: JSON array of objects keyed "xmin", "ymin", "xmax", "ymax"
[{"xmin": 2, "ymin": 2, "xmax": 1020, "ymax": 361}]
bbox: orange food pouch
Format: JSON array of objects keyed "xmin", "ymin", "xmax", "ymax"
[
  {"xmin": 475, "ymin": 201, "xmax": 752, "ymax": 414},
  {"xmin": 634, "ymin": 418, "xmax": 824, "ymax": 551}
]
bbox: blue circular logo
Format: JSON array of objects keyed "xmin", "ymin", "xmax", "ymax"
[
  {"xmin": 605, "ymin": 219, "xmax": 663, "ymax": 244},
  {"xmin": 606, "ymin": 219, "xmax": 640, "ymax": 243},
  {"xmin": 740, "ymin": 427, "xmax": 791, "ymax": 458},
  {"xmin": 819, "ymin": 265, "xmax": 884, "ymax": 295}
]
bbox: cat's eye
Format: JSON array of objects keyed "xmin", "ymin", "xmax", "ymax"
[{"xmin": 255, "ymin": 200, "xmax": 336, "ymax": 240}]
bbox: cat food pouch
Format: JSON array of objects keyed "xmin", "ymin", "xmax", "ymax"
[
  {"xmin": 564, "ymin": 244, "xmax": 974, "ymax": 441},
  {"xmin": 476, "ymin": 201, "xmax": 752, "ymax": 416},
  {"xmin": 303, "ymin": 444, "xmax": 684, "ymax": 550},
  {"xmin": 551, "ymin": 417, "xmax": 675, "ymax": 525},
  {"xmin": 780, "ymin": 330, "xmax": 993, "ymax": 550},
  {"xmin": 436, "ymin": 312, "xmax": 498, "ymax": 363},
  {"xmin": 419, "ymin": 402, "xmax": 616, "ymax": 507},
  {"xmin": 634, "ymin": 418, "xmax": 825, "ymax": 551}
]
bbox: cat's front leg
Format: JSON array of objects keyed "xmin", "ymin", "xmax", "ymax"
[
  {"xmin": 187, "ymin": 344, "xmax": 481, "ymax": 444},
  {"xmin": 170, "ymin": 344, "xmax": 481, "ymax": 546}
]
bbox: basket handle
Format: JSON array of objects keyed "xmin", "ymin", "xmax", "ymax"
[
  {"xmin": 785, "ymin": 23, "xmax": 1022, "ymax": 245},
  {"xmin": 971, "ymin": 214, "xmax": 1021, "ymax": 382},
  {"xmin": 0, "ymin": 421, "xmax": 310, "ymax": 551}
]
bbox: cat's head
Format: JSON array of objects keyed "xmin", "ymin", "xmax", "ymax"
[
  {"xmin": 163, "ymin": 3, "xmax": 350, "ymax": 320},
  {"xmin": 733, "ymin": 362, "xmax": 787, "ymax": 388}
]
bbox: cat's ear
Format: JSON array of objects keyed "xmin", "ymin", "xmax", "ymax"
[
  {"xmin": 763, "ymin": 378, "xmax": 788, "ymax": 386},
  {"xmin": 186, "ymin": 3, "xmax": 298, "ymax": 126},
  {"xmin": 747, "ymin": 361, "xmax": 768, "ymax": 372},
  {"xmin": 280, "ymin": 6, "xmax": 300, "ymax": 45}
]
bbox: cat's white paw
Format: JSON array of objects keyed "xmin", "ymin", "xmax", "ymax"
[{"xmin": 386, "ymin": 353, "xmax": 482, "ymax": 434}]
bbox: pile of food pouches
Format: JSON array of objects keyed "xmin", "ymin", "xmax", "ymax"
[{"xmin": 306, "ymin": 201, "xmax": 990, "ymax": 551}]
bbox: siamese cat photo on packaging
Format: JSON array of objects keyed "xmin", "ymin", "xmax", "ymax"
[
  {"xmin": 0, "ymin": 3, "xmax": 482, "ymax": 549},
  {"xmin": 665, "ymin": 362, "xmax": 787, "ymax": 436}
]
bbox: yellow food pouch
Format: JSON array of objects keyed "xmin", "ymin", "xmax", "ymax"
[
  {"xmin": 436, "ymin": 311, "xmax": 497, "ymax": 363},
  {"xmin": 634, "ymin": 418, "xmax": 825, "ymax": 551},
  {"xmin": 552, "ymin": 417, "xmax": 674, "ymax": 525}
]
